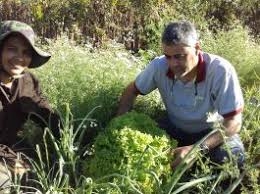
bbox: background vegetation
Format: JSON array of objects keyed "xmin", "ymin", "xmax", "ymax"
[
  {"xmin": 0, "ymin": 0, "xmax": 260, "ymax": 51},
  {"xmin": 0, "ymin": 0, "xmax": 259, "ymax": 193}
]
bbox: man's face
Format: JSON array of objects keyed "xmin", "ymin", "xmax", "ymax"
[
  {"xmin": 162, "ymin": 43, "xmax": 199, "ymax": 81},
  {"xmin": 1, "ymin": 34, "xmax": 32, "ymax": 76}
]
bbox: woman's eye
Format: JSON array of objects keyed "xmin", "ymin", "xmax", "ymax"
[
  {"xmin": 24, "ymin": 50, "xmax": 32, "ymax": 57},
  {"xmin": 7, "ymin": 47, "xmax": 17, "ymax": 51}
]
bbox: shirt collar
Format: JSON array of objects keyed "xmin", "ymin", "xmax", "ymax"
[{"xmin": 166, "ymin": 51, "xmax": 206, "ymax": 83}]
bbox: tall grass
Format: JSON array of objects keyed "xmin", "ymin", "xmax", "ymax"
[
  {"xmin": 201, "ymin": 25, "xmax": 260, "ymax": 86},
  {"xmin": 240, "ymin": 85, "xmax": 260, "ymax": 193},
  {"xmin": 33, "ymin": 38, "xmax": 144, "ymax": 134}
]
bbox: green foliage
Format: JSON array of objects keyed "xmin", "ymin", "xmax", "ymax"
[
  {"xmin": 84, "ymin": 111, "xmax": 177, "ymax": 193},
  {"xmin": 28, "ymin": 105, "xmax": 97, "ymax": 193},
  {"xmin": 236, "ymin": 0, "xmax": 260, "ymax": 39},
  {"xmin": 19, "ymin": 119, "xmax": 43, "ymax": 147},
  {"xmin": 33, "ymin": 37, "xmax": 140, "ymax": 127},
  {"xmin": 200, "ymin": 25, "xmax": 260, "ymax": 86},
  {"xmin": 1, "ymin": 0, "xmax": 260, "ymax": 54},
  {"xmin": 240, "ymin": 84, "xmax": 260, "ymax": 193}
]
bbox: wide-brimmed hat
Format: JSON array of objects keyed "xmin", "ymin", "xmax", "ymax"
[{"xmin": 0, "ymin": 20, "xmax": 51, "ymax": 68}]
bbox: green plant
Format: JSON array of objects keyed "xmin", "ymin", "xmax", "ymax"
[
  {"xmin": 84, "ymin": 111, "xmax": 177, "ymax": 193},
  {"xmin": 239, "ymin": 83, "xmax": 260, "ymax": 193},
  {"xmin": 28, "ymin": 104, "xmax": 98, "ymax": 193},
  {"xmin": 33, "ymin": 37, "xmax": 140, "ymax": 126},
  {"xmin": 201, "ymin": 25, "xmax": 260, "ymax": 86}
]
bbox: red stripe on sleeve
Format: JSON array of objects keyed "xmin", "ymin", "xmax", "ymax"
[
  {"xmin": 222, "ymin": 107, "xmax": 243, "ymax": 118},
  {"xmin": 134, "ymin": 82, "xmax": 144, "ymax": 95}
]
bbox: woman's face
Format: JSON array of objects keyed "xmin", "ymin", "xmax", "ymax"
[{"xmin": 1, "ymin": 34, "xmax": 32, "ymax": 76}]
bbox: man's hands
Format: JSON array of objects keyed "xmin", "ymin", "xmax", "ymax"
[{"xmin": 170, "ymin": 145, "xmax": 195, "ymax": 169}]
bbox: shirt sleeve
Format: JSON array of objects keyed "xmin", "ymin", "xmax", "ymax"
[
  {"xmin": 135, "ymin": 59, "xmax": 158, "ymax": 95},
  {"xmin": 211, "ymin": 64, "xmax": 244, "ymax": 118}
]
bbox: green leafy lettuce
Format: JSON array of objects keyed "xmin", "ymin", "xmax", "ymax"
[{"xmin": 84, "ymin": 111, "xmax": 177, "ymax": 193}]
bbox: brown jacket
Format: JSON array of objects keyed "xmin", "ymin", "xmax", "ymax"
[{"xmin": 0, "ymin": 71, "xmax": 60, "ymax": 146}]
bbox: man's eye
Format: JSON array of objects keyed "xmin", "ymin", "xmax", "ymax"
[
  {"xmin": 164, "ymin": 54, "xmax": 186, "ymax": 60},
  {"xmin": 165, "ymin": 55, "xmax": 171, "ymax": 59},
  {"xmin": 174, "ymin": 54, "xmax": 186, "ymax": 59}
]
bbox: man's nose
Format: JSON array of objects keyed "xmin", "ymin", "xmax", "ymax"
[{"xmin": 168, "ymin": 58, "xmax": 181, "ymax": 66}]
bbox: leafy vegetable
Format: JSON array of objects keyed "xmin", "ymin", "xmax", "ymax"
[{"xmin": 84, "ymin": 111, "xmax": 177, "ymax": 193}]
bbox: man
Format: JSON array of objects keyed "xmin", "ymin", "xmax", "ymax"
[
  {"xmin": 117, "ymin": 20, "xmax": 245, "ymax": 169},
  {"xmin": 0, "ymin": 20, "xmax": 61, "ymax": 190}
]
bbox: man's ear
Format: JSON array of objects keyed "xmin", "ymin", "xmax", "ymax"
[{"xmin": 195, "ymin": 42, "xmax": 201, "ymax": 55}]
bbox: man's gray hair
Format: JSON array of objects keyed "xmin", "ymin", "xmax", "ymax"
[{"xmin": 161, "ymin": 21, "xmax": 198, "ymax": 46}]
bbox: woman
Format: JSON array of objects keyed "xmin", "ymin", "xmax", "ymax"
[{"xmin": 0, "ymin": 20, "xmax": 61, "ymax": 191}]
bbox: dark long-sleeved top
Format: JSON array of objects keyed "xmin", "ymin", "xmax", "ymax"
[{"xmin": 0, "ymin": 71, "xmax": 60, "ymax": 146}]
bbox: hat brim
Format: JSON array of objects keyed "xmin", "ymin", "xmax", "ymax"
[
  {"xmin": 0, "ymin": 31, "xmax": 51, "ymax": 68},
  {"xmin": 30, "ymin": 46, "xmax": 51, "ymax": 68}
]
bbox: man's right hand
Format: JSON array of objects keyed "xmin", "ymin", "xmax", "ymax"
[{"xmin": 170, "ymin": 145, "xmax": 194, "ymax": 169}]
